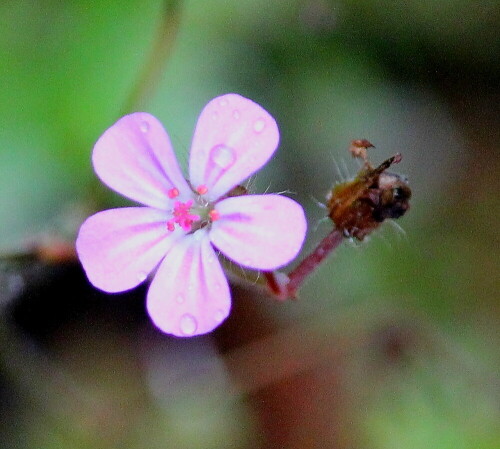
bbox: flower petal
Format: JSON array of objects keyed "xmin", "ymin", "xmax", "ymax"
[
  {"xmin": 93, "ymin": 113, "xmax": 192, "ymax": 209},
  {"xmin": 209, "ymin": 194, "xmax": 307, "ymax": 270},
  {"xmin": 146, "ymin": 230, "xmax": 231, "ymax": 337},
  {"xmin": 76, "ymin": 207, "xmax": 181, "ymax": 293},
  {"xmin": 189, "ymin": 94, "xmax": 279, "ymax": 201}
]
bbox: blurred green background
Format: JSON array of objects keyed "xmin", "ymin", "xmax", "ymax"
[{"xmin": 0, "ymin": 1, "xmax": 499, "ymax": 448}]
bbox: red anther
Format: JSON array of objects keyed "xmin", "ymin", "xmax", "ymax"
[
  {"xmin": 167, "ymin": 200, "xmax": 200, "ymax": 232},
  {"xmin": 209, "ymin": 209, "xmax": 220, "ymax": 221},
  {"xmin": 196, "ymin": 185, "xmax": 208, "ymax": 195},
  {"xmin": 167, "ymin": 188, "xmax": 180, "ymax": 199}
]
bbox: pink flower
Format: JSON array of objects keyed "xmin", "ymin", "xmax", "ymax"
[{"xmin": 76, "ymin": 94, "xmax": 307, "ymax": 337}]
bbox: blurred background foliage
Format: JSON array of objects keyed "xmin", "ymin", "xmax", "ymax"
[{"xmin": 0, "ymin": 0, "xmax": 499, "ymax": 448}]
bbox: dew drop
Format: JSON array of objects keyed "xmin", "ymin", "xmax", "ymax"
[
  {"xmin": 214, "ymin": 309, "xmax": 225, "ymax": 323},
  {"xmin": 139, "ymin": 121, "xmax": 150, "ymax": 133},
  {"xmin": 233, "ymin": 110, "xmax": 240, "ymax": 119},
  {"xmin": 214, "ymin": 282, "xmax": 222, "ymax": 290},
  {"xmin": 219, "ymin": 99, "xmax": 228, "ymax": 107},
  {"xmin": 176, "ymin": 294, "xmax": 185, "ymax": 303},
  {"xmin": 253, "ymin": 119, "xmax": 265, "ymax": 133},
  {"xmin": 137, "ymin": 271, "xmax": 148, "ymax": 282},
  {"xmin": 180, "ymin": 314, "xmax": 197, "ymax": 336},
  {"xmin": 210, "ymin": 144, "xmax": 236, "ymax": 169}
]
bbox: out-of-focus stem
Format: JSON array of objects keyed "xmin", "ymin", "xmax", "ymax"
[
  {"xmin": 87, "ymin": 1, "xmax": 182, "ymax": 213},
  {"xmin": 0, "ymin": 237, "xmax": 77, "ymax": 264},
  {"xmin": 121, "ymin": 0, "xmax": 183, "ymax": 113}
]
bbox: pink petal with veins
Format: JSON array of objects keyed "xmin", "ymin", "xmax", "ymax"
[
  {"xmin": 146, "ymin": 230, "xmax": 231, "ymax": 337},
  {"xmin": 93, "ymin": 113, "xmax": 192, "ymax": 209},
  {"xmin": 76, "ymin": 207, "xmax": 182, "ymax": 293},
  {"xmin": 209, "ymin": 194, "xmax": 307, "ymax": 270},
  {"xmin": 189, "ymin": 94, "xmax": 279, "ymax": 201}
]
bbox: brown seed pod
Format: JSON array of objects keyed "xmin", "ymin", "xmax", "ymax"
[{"xmin": 327, "ymin": 153, "xmax": 411, "ymax": 240}]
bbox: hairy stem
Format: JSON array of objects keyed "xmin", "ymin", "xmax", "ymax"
[
  {"xmin": 266, "ymin": 229, "xmax": 344, "ymax": 299},
  {"xmin": 287, "ymin": 229, "xmax": 343, "ymax": 296}
]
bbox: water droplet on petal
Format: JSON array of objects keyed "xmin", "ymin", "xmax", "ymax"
[
  {"xmin": 180, "ymin": 314, "xmax": 197, "ymax": 336},
  {"xmin": 176, "ymin": 294, "xmax": 185, "ymax": 303},
  {"xmin": 253, "ymin": 119, "xmax": 265, "ymax": 133},
  {"xmin": 214, "ymin": 309, "xmax": 225, "ymax": 323},
  {"xmin": 214, "ymin": 282, "xmax": 221, "ymax": 290},
  {"xmin": 137, "ymin": 271, "xmax": 148, "ymax": 282},
  {"xmin": 243, "ymin": 258, "xmax": 252, "ymax": 266},
  {"xmin": 140, "ymin": 121, "xmax": 150, "ymax": 133},
  {"xmin": 212, "ymin": 111, "xmax": 219, "ymax": 120},
  {"xmin": 219, "ymin": 99, "xmax": 228, "ymax": 107},
  {"xmin": 233, "ymin": 110, "xmax": 240, "ymax": 119},
  {"xmin": 210, "ymin": 144, "xmax": 236, "ymax": 169}
]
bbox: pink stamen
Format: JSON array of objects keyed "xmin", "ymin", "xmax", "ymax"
[
  {"xmin": 167, "ymin": 200, "xmax": 200, "ymax": 232},
  {"xmin": 196, "ymin": 185, "xmax": 208, "ymax": 195},
  {"xmin": 167, "ymin": 187, "xmax": 180, "ymax": 199},
  {"xmin": 209, "ymin": 209, "xmax": 220, "ymax": 221}
]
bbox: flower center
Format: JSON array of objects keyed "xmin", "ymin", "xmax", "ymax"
[
  {"xmin": 167, "ymin": 200, "xmax": 200, "ymax": 232},
  {"xmin": 166, "ymin": 186, "xmax": 220, "ymax": 233}
]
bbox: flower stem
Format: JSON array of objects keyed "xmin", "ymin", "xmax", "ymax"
[
  {"xmin": 287, "ymin": 229, "xmax": 343, "ymax": 295},
  {"xmin": 265, "ymin": 229, "xmax": 344, "ymax": 300}
]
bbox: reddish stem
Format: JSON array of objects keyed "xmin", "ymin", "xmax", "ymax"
[
  {"xmin": 265, "ymin": 229, "xmax": 344, "ymax": 300},
  {"xmin": 287, "ymin": 229, "xmax": 343, "ymax": 296},
  {"xmin": 264, "ymin": 271, "xmax": 282, "ymax": 297}
]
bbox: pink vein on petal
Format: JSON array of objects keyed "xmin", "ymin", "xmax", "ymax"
[
  {"xmin": 146, "ymin": 230, "xmax": 231, "ymax": 337},
  {"xmin": 92, "ymin": 113, "xmax": 192, "ymax": 209},
  {"xmin": 189, "ymin": 93, "xmax": 279, "ymax": 201},
  {"xmin": 76, "ymin": 207, "xmax": 182, "ymax": 293},
  {"xmin": 209, "ymin": 194, "xmax": 307, "ymax": 270}
]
